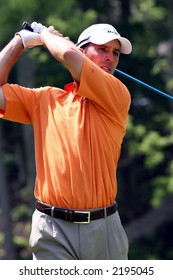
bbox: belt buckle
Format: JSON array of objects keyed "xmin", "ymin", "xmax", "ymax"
[{"xmin": 74, "ymin": 211, "xmax": 91, "ymax": 224}]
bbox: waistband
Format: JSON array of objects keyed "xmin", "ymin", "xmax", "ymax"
[{"xmin": 36, "ymin": 200, "xmax": 118, "ymax": 224}]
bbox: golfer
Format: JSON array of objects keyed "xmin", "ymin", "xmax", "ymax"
[{"xmin": 0, "ymin": 21, "xmax": 132, "ymax": 259}]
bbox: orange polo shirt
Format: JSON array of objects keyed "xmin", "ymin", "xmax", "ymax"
[{"xmin": 1, "ymin": 56, "xmax": 131, "ymax": 209}]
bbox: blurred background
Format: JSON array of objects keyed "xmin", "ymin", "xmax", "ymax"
[{"xmin": 0, "ymin": 0, "xmax": 173, "ymax": 260}]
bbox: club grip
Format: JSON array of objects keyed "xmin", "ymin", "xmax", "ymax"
[{"xmin": 22, "ymin": 21, "xmax": 33, "ymax": 32}]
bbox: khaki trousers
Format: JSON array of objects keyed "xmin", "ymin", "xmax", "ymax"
[{"xmin": 29, "ymin": 209, "xmax": 129, "ymax": 260}]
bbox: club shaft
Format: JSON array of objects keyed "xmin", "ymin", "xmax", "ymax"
[{"xmin": 115, "ymin": 68, "xmax": 173, "ymax": 101}]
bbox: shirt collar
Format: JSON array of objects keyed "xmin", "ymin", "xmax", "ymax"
[{"xmin": 64, "ymin": 81, "xmax": 79, "ymax": 93}]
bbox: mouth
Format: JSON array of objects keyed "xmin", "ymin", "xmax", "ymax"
[{"xmin": 100, "ymin": 65, "xmax": 112, "ymax": 74}]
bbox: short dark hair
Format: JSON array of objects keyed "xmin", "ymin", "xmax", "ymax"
[{"xmin": 80, "ymin": 43, "xmax": 90, "ymax": 50}]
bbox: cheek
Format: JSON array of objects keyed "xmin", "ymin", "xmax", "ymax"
[
  {"xmin": 114, "ymin": 56, "xmax": 120, "ymax": 66},
  {"xmin": 87, "ymin": 54, "xmax": 97, "ymax": 62},
  {"xmin": 86, "ymin": 50, "xmax": 100, "ymax": 64},
  {"xmin": 90, "ymin": 55, "xmax": 100, "ymax": 64}
]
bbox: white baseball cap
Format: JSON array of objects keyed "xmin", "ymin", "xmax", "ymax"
[{"xmin": 76, "ymin": 23, "xmax": 132, "ymax": 55}]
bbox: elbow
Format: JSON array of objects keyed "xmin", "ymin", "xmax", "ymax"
[
  {"xmin": 63, "ymin": 46, "xmax": 82, "ymax": 64},
  {"xmin": 62, "ymin": 47, "xmax": 84, "ymax": 80}
]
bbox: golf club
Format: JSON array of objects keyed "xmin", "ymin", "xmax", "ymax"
[
  {"xmin": 22, "ymin": 21, "xmax": 173, "ymax": 101},
  {"xmin": 115, "ymin": 69, "xmax": 173, "ymax": 101},
  {"xmin": 22, "ymin": 21, "xmax": 33, "ymax": 32}
]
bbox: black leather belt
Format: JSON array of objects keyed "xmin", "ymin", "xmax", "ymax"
[{"xmin": 36, "ymin": 200, "xmax": 117, "ymax": 224}]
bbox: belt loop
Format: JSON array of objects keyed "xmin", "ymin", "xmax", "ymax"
[
  {"xmin": 69, "ymin": 210, "xmax": 73, "ymax": 222},
  {"xmin": 51, "ymin": 206, "xmax": 55, "ymax": 217},
  {"xmin": 104, "ymin": 207, "xmax": 107, "ymax": 218},
  {"xmin": 65, "ymin": 210, "xmax": 68, "ymax": 220}
]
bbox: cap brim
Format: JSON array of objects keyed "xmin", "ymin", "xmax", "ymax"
[
  {"xmin": 117, "ymin": 37, "xmax": 132, "ymax": 54},
  {"xmin": 89, "ymin": 32, "xmax": 132, "ymax": 54}
]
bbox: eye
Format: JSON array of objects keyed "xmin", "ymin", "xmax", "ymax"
[
  {"xmin": 113, "ymin": 50, "xmax": 120, "ymax": 57},
  {"xmin": 98, "ymin": 47, "xmax": 106, "ymax": 52}
]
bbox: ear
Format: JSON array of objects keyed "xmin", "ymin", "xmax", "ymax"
[{"xmin": 78, "ymin": 47, "xmax": 85, "ymax": 53}]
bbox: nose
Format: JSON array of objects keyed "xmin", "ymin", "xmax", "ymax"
[{"xmin": 105, "ymin": 52, "xmax": 114, "ymax": 62}]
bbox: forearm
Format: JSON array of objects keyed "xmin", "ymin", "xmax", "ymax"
[
  {"xmin": 41, "ymin": 29, "xmax": 84, "ymax": 82},
  {"xmin": 0, "ymin": 35, "xmax": 24, "ymax": 85}
]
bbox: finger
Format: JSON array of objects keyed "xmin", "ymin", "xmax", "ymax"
[
  {"xmin": 31, "ymin": 22, "xmax": 38, "ymax": 30},
  {"xmin": 48, "ymin": 26, "xmax": 63, "ymax": 36}
]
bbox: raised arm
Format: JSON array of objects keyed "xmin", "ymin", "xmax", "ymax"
[
  {"xmin": 40, "ymin": 27, "xmax": 84, "ymax": 82},
  {"xmin": 21, "ymin": 22, "xmax": 84, "ymax": 81},
  {"xmin": 0, "ymin": 26, "xmax": 43, "ymax": 110},
  {"xmin": 0, "ymin": 22, "xmax": 84, "ymax": 110},
  {"xmin": 0, "ymin": 36, "xmax": 24, "ymax": 86},
  {"xmin": 0, "ymin": 35, "xmax": 24, "ymax": 109}
]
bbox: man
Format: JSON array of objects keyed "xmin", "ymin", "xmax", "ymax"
[{"xmin": 0, "ymin": 22, "xmax": 132, "ymax": 259}]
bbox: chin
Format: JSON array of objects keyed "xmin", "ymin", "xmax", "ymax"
[
  {"xmin": 102, "ymin": 69, "xmax": 112, "ymax": 74},
  {"xmin": 105, "ymin": 70, "xmax": 113, "ymax": 75}
]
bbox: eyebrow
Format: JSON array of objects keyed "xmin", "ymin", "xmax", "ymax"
[
  {"xmin": 99, "ymin": 44, "xmax": 120, "ymax": 53},
  {"xmin": 113, "ymin": 48, "xmax": 120, "ymax": 53}
]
